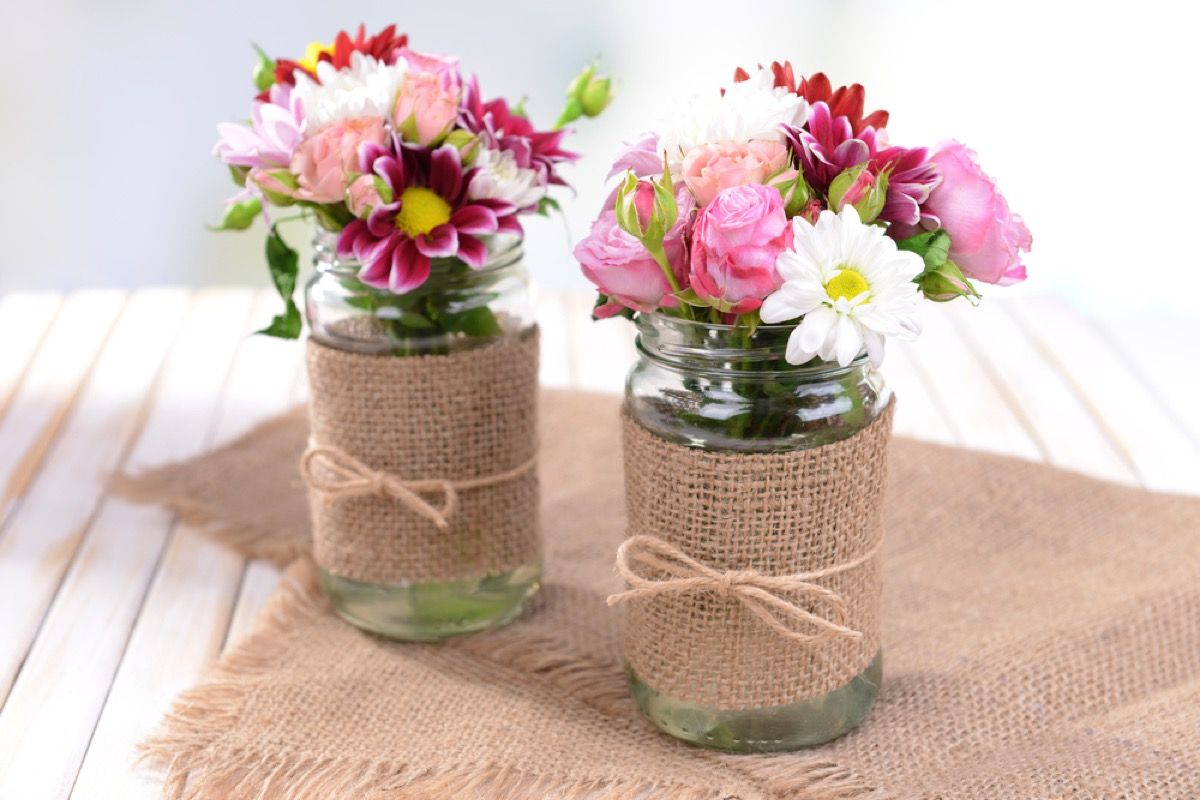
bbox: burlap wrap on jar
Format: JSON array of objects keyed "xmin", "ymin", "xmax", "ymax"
[
  {"xmin": 616, "ymin": 403, "xmax": 894, "ymax": 710},
  {"xmin": 304, "ymin": 328, "xmax": 540, "ymax": 585}
]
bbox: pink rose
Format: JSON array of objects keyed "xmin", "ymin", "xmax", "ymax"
[
  {"xmin": 291, "ymin": 117, "xmax": 388, "ymax": 203},
  {"xmin": 394, "ymin": 71, "xmax": 461, "ymax": 146},
  {"xmin": 346, "ymin": 174, "xmax": 384, "ymax": 217},
  {"xmin": 920, "ymin": 141, "xmax": 1031, "ymax": 285},
  {"xmin": 575, "ymin": 210, "xmax": 690, "ymax": 317},
  {"xmin": 682, "ymin": 141, "xmax": 793, "ymax": 207},
  {"xmin": 689, "ymin": 184, "xmax": 791, "ymax": 313}
]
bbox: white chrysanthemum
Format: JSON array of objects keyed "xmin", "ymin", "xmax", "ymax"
[
  {"xmin": 294, "ymin": 52, "xmax": 409, "ymax": 133},
  {"xmin": 761, "ymin": 206, "xmax": 925, "ymax": 367},
  {"xmin": 467, "ymin": 147, "xmax": 547, "ymax": 209},
  {"xmin": 657, "ymin": 68, "xmax": 809, "ymax": 173}
]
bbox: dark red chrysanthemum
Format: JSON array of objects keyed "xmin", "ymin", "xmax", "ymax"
[
  {"xmin": 733, "ymin": 63, "xmax": 889, "ymax": 135},
  {"xmin": 257, "ymin": 24, "xmax": 409, "ymax": 100}
]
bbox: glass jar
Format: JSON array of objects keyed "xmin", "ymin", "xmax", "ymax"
[
  {"xmin": 305, "ymin": 227, "xmax": 540, "ymax": 640},
  {"xmin": 623, "ymin": 312, "xmax": 889, "ymax": 751}
]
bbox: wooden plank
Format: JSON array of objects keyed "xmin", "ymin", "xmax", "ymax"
[
  {"xmin": 945, "ymin": 298, "xmax": 1135, "ymax": 484},
  {"xmin": 0, "ymin": 292, "xmax": 124, "ymax": 532},
  {"xmin": 885, "ymin": 340, "xmax": 957, "ymax": 445},
  {"xmin": 0, "ymin": 290, "xmax": 179, "ymax": 706},
  {"xmin": 535, "ymin": 292, "xmax": 572, "ymax": 389},
  {"xmin": 0, "ymin": 289, "xmax": 255, "ymax": 800},
  {"xmin": 563, "ymin": 290, "xmax": 635, "ymax": 395},
  {"xmin": 1008, "ymin": 296, "xmax": 1200, "ymax": 493},
  {"xmin": 900, "ymin": 304, "xmax": 1042, "ymax": 459},
  {"xmin": 71, "ymin": 292, "xmax": 302, "ymax": 800},
  {"xmin": 0, "ymin": 292, "xmax": 62, "ymax": 424},
  {"xmin": 1085, "ymin": 309, "xmax": 1200, "ymax": 455}
]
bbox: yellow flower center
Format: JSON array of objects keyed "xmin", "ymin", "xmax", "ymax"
[
  {"xmin": 395, "ymin": 187, "xmax": 453, "ymax": 237},
  {"xmin": 826, "ymin": 268, "xmax": 870, "ymax": 301},
  {"xmin": 297, "ymin": 41, "xmax": 334, "ymax": 73}
]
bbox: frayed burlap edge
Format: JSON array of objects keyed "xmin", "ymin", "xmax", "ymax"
[
  {"xmin": 111, "ymin": 472, "xmax": 306, "ymax": 568},
  {"xmin": 138, "ymin": 559, "xmax": 885, "ymax": 800},
  {"xmin": 138, "ymin": 558, "xmax": 888, "ymax": 800}
]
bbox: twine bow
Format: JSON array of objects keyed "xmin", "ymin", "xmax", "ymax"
[
  {"xmin": 301, "ymin": 444, "xmax": 537, "ymax": 531},
  {"xmin": 607, "ymin": 534, "xmax": 884, "ymax": 645}
]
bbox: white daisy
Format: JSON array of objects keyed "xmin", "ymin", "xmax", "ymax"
[
  {"xmin": 294, "ymin": 52, "xmax": 409, "ymax": 134},
  {"xmin": 467, "ymin": 147, "xmax": 548, "ymax": 209},
  {"xmin": 760, "ymin": 206, "xmax": 925, "ymax": 367},
  {"xmin": 657, "ymin": 67, "xmax": 808, "ymax": 174}
]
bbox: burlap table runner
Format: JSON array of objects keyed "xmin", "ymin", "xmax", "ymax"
[
  {"xmin": 304, "ymin": 330, "xmax": 540, "ymax": 584},
  {"xmin": 119, "ymin": 390, "xmax": 1200, "ymax": 799},
  {"xmin": 619, "ymin": 406, "xmax": 893, "ymax": 709}
]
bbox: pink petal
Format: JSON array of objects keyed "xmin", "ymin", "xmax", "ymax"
[{"xmin": 457, "ymin": 234, "xmax": 487, "ymax": 267}]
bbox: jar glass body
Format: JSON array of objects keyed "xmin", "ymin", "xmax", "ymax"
[
  {"xmin": 623, "ymin": 313, "xmax": 888, "ymax": 751},
  {"xmin": 305, "ymin": 228, "xmax": 540, "ymax": 641}
]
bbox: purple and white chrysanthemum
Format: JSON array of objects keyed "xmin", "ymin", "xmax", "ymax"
[
  {"xmin": 338, "ymin": 138, "xmax": 522, "ymax": 293},
  {"xmin": 213, "ymin": 83, "xmax": 304, "ymax": 171}
]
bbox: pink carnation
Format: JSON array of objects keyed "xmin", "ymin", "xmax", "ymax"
[
  {"xmin": 689, "ymin": 184, "xmax": 791, "ymax": 313},
  {"xmin": 682, "ymin": 141, "xmax": 793, "ymax": 207},
  {"xmin": 290, "ymin": 117, "xmax": 388, "ymax": 203}
]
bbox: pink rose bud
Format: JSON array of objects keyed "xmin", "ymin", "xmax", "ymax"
[
  {"xmin": 689, "ymin": 184, "xmax": 792, "ymax": 313},
  {"xmin": 394, "ymin": 71, "xmax": 462, "ymax": 147},
  {"xmin": 575, "ymin": 210, "xmax": 689, "ymax": 315},
  {"xmin": 828, "ymin": 164, "xmax": 888, "ymax": 223},
  {"xmin": 346, "ymin": 174, "xmax": 386, "ymax": 218}
]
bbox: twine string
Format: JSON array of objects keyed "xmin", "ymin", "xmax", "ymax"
[
  {"xmin": 607, "ymin": 534, "xmax": 884, "ymax": 645},
  {"xmin": 301, "ymin": 444, "xmax": 537, "ymax": 531}
]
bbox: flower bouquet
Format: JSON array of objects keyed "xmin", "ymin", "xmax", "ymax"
[
  {"xmin": 582, "ymin": 63, "xmax": 1030, "ymax": 751},
  {"xmin": 213, "ymin": 23, "xmax": 611, "ymax": 344},
  {"xmin": 211, "ymin": 24, "xmax": 610, "ymax": 641}
]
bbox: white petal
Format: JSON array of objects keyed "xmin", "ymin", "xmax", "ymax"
[
  {"xmin": 794, "ymin": 306, "xmax": 837, "ymax": 360},
  {"xmin": 863, "ymin": 328, "xmax": 886, "ymax": 367},
  {"xmin": 784, "ymin": 325, "xmax": 818, "ymax": 366},
  {"xmin": 834, "ymin": 315, "xmax": 864, "ymax": 366}
]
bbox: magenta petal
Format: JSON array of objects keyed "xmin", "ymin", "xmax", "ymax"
[
  {"xmin": 367, "ymin": 204, "xmax": 399, "ymax": 238},
  {"xmin": 358, "ymin": 238, "xmax": 397, "ymax": 288},
  {"xmin": 497, "ymin": 214, "xmax": 523, "ymax": 236},
  {"xmin": 457, "ymin": 234, "xmax": 487, "ymax": 267},
  {"xmin": 451, "ymin": 204, "xmax": 499, "ymax": 235},
  {"xmin": 389, "ymin": 238, "xmax": 431, "ymax": 293},
  {"xmin": 337, "ymin": 220, "xmax": 366, "ymax": 257},
  {"xmin": 429, "ymin": 146, "xmax": 464, "ymax": 201},
  {"xmin": 415, "ymin": 224, "xmax": 459, "ymax": 258},
  {"xmin": 374, "ymin": 155, "xmax": 406, "ymax": 193}
]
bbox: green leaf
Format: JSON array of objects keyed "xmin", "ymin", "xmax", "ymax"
[
  {"xmin": 256, "ymin": 226, "xmax": 302, "ymax": 339},
  {"xmin": 537, "ymin": 196, "xmax": 561, "ymax": 216},
  {"xmin": 307, "ymin": 201, "xmax": 354, "ymax": 231},
  {"xmin": 441, "ymin": 306, "xmax": 503, "ymax": 338},
  {"xmin": 208, "ymin": 198, "xmax": 261, "ymax": 232},
  {"xmin": 228, "ymin": 164, "xmax": 250, "ymax": 187},
  {"xmin": 896, "ymin": 229, "xmax": 952, "ymax": 271}
]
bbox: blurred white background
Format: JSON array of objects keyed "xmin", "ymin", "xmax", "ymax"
[{"xmin": 1, "ymin": 0, "xmax": 1195, "ymax": 316}]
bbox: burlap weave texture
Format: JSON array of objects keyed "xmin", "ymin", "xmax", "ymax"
[
  {"xmin": 621, "ymin": 406, "xmax": 893, "ymax": 708},
  {"xmin": 117, "ymin": 390, "xmax": 1200, "ymax": 799},
  {"xmin": 305, "ymin": 329, "xmax": 540, "ymax": 584}
]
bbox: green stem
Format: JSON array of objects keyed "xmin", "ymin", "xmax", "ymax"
[{"xmin": 644, "ymin": 242, "xmax": 694, "ymax": 321}]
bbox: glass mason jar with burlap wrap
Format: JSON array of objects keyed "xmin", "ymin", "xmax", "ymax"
[
  {"xmin": 612, "ymin": 312, "xmax": 893, "ymax": 752},
  {"xmin": 303, "ymin": 227, "xmax": 541, "ymax": 641}
]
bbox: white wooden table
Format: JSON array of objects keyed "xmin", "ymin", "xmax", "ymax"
[{"xmin": 0, "ymin": 288, "xmax": 1196, "ymax": 799}]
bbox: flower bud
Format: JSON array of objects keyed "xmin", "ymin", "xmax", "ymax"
[
  {"xmin": 555, "ymin": 63, "xmax": 614, "ymax": 128},
  {"xmin": 580, "ymin": 74, "xmax": 613, "ymax": 117},
  {"xmin": 252, "ymin": 45, "xmax": 275, "ymax": 92},
  {"xmin": 828, "ymin": 163, "xmax": 889, "ymax": 223},
  {"xmin": 918, "ymin": 260, "xmax": 980, "ymax": 303},
  {"xmin": 614, "ymin": 166, "xmax": 678, "ymax": 246},
  {"xmin": 443, "ymin": 129, "xmax": 481, "ymax": 165}
]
